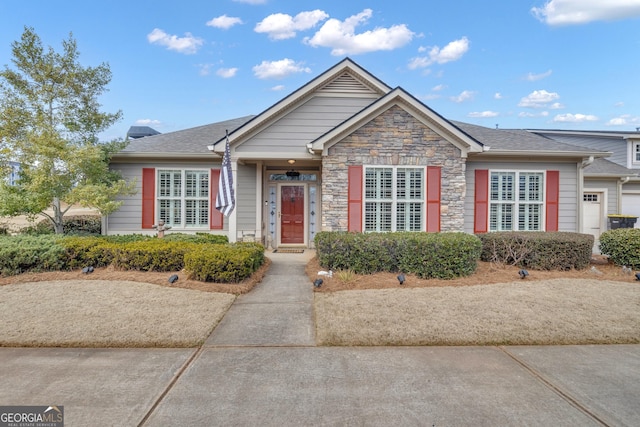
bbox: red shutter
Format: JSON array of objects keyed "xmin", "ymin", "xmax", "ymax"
[
  {"xmin": 426, "ymin": 166, "xmax": 441, "ymax": 232},
  {"xmin": 474, "ymin": 169, "xmax": 489, "ymax": 233},
  {"xmin": 210, "ymin": 169, "xmax": 224, "ymax": 230},
  {"xmin": 141, "ymin": 168, "xmax": 155, "ymax": 229},
  {"xmin": 348, "ymin": 165, "xmax": 363, "ymax": 232},
  {"xmin": 546, "ymin": 170, "xmax": 559, "ymax": 231}
]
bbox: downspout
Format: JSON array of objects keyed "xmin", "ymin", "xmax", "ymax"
[{"xmin": 577, "ymin": 156, "xmax": 594, "ymax": 233}]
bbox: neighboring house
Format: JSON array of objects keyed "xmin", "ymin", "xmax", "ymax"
[
  {"xmin": 107, "ymin": 58, "xmax": 610, "ymax": 249},
  {"xmin": 5, "ymin": 161, "xmax": 20, "ymax": 186},
  {"xmin": 126, "ymin": 126, "xmax": 160, "ymax": 139},
  {"xmin": 528, "ymin": 129, "xmax": 640, "ymax": 238}
]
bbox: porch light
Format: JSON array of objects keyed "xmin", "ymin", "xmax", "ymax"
[{"xmin": 286, "ymin": 159, "xmax": 300, "ymax": 178}]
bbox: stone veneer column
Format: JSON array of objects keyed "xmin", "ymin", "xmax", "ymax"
[{"xmin": 321, "ymin": 105, "xmax": 466, "ymax": 232}]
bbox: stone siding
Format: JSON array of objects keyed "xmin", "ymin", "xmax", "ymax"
[{"xmin": 321, "ymin": 105, "xmax": 466, "ymax": 232}]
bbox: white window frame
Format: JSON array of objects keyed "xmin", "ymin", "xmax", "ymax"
[
  {"xmin": 157, "ymin": 169, "xmax": 210, "ymax": 229},
  {"xmin": 363, "ymin": 166, "xmax": 425, "ymax": 232},
  {"xmin": 489, "ymin": 170, "xmax": 545, "ymax": 232},
  {"xmin": 633, "ymin": 142, "xmax": 640, "ymax": 165}
]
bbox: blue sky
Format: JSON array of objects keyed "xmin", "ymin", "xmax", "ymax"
[{"xmin": 1, "ymin": 0, "xmax": 640, "ymax": 141}]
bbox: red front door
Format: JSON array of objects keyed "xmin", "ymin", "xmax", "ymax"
[{"xmin": 281, "ymin": 185, "xmax": 304, "ymax": 244}]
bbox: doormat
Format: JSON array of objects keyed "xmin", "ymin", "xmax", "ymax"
[{"xmin": 273, "ymin": 249, "xmax": 304, "ymax": 254}]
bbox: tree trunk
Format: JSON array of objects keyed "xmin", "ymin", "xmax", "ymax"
[{"xmin": 52, "ymin": 197, "xmax": 65, "ymax": 234}]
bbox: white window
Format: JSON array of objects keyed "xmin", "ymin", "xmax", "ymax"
[
  {"xmin": 634, "ymin": 142, "xmax": 640, "ymax": 164},
  {"xmin": 364, "ymin": 167, "xmax": 424, "ymax": 232},
  {"xmin": 157, "ymin": 170, "xmax": 209, "ymax": 228},
  {"xmin": 489, "ymin": 171, "xmax": 544, "ymax": 231}
]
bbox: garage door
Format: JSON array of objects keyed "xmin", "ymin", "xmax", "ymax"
[{"xmin": 621, "ymin": 193, "xmax": 640, "ymax": 228}]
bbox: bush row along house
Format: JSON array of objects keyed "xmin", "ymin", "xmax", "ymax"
[{"xmin": 107, "ymin": 58, "xmax": 639, "ymax": 249}]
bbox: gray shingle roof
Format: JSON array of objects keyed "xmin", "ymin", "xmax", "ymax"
[
  {"xmin": 584, "ymin": 158, "xmax": 638, "ymax": 177},
  {"xmin": 118, "ymin": 115, "xmax": 255, "ymax": 155},
  {"xmin": 126, "ymin": 126, "xmax": 160, "ymax": 139},
  {"xmin": 451, "ymin": 121, "xmax": 603, "ymax": 154}
]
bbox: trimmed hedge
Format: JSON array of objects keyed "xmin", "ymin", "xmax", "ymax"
[
  {"xmin": 185, "ymin": 242, "xmax": 265, "ymax": 283},
  {"xmin": 478, "ymin": 231, "xmax": 593, "ymax": 270},
  {"xmin": 110, "ymin": 239, "xmax": 199, "ymax": 272},
  {"xmin": 314, "ymin": 231, "xmax": 482, "ymax": 279},
  {"xmin": 163, "ymin": 232, "xmax": 228, "ymax": 244},
  {"xmin": 0, "ymin": 234, "xmax": 265, "ymax": 280},
  {"xmin": 599, "ymin": 228, "xmax": 640, "ymax": 269},
  {"xmin": 0, "ymin": 235, "xmax": 66, "ymax": 275}
]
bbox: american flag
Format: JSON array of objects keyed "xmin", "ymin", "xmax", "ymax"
[{"xmin": 216, "ymin": 131, "xmax": 235, "ymax": 216}]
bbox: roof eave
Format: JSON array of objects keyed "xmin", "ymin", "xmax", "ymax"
[
  {"xmin": 111, "ymin": 152, "xmax": 216, "ymax": 161},
  {"xmin": 470, "ymin": 150, "xmax": 610, "ymax": 158}
]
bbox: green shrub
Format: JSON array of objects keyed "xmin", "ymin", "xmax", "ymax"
[
  {"xmin": 111, "ymin": 239, "xmax": 199, "ymax": 272},
  {"xmin": 185, "ymin": 242, "xmax": 265, "ymax": 283},
  {"xmin": 59, "ymin": 236, "xmax": 117, "ymax": 269},
  {"xmin": 314, "ymin": 231, "xmax": 481, "ymax": 279},
  {"xmin": 163, "ymin": 232, "xmax": 228, "ymax": 244},
  {"xmin": 599, "ymin": 228, "xmax": 640, "ymax": 269},
  {"xmin": 397, "ymin": 232, "xmax": 482, "ymax": 279},
  {"xmin": 63, "ymin": 215, "xmax": 102, "ymax": 235},
  {"xmin": 20, "ymin": 215, "xmax": 102, "ymax": 235},
  {"xmin": 0, "ymin": 235, "xmax": 67, "ymax": 275},
  {"xmin": 478, "ymin": 231, "xmax": 593, "ymax": 270}
]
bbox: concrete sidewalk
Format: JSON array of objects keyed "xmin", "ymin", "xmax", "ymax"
[{"xmin": 1, "ymin": 250, "xmax": 639, "ymax": 426}]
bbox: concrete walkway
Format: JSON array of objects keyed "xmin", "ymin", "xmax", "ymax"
[{"xmin": 1, "ymin": 250, "xmax": 639, "ymax": 426}]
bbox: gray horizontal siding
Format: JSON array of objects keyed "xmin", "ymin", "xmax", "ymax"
[
  {"xmin": 236, "ymin": 164, "xmax": 257, "ymax": 235},
  {"xmin": 542, "ymin": 134, "xmax": 626, "ymax": 166},
  {"xmin": 107, "ymin": 161, "xmax": 229, "ymax": 236},
  {"xmin": 584, "ymin": 179, "xmax": 618, "ymax": 216},
  {"xmin": 465, "ymin": 161, "xmax": 579, "ymax": 233},
  {"xmin": 236, "ymin": 96, "xmax": 375, "ymax": 152}
]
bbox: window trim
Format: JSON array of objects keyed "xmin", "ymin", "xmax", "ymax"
[
  {"xmin": 488, "ymin": 169, "xmax": 546, "ymax": 232},
  {"xmin": 363, "ymin": 165, "xmax": 426, "ymax": 232},
  {"xmin": 633, "ymin": 141, "xmax": 640, "ymax": 166},
  {"xmin": 156, "ymin": 168, "xmax": 211, "ymax": 229}
]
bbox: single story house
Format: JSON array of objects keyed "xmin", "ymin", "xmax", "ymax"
[{"xmin": 108, "ymin": 58, "xmax": 617, "ymax": 248}]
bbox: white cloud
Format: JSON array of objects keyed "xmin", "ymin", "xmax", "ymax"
[
  {"xmin": 216, "ymin": 67, "xmax": 238, "ymax": 78},
  {"xmin": 147, "ymin": 28, "xmax": 203, "ymax": 54},
  {"xmin": 408, "ymin": 37, "xmax": 469, "ymax": 69},
  {"xmin": 252, "ymin": 59, "xmax": 311, "ymax": 79},
  {"xmin": 518, "ymin": 89, "xmax": 560, "ymax": 108},
  {"xmin": 549, "ymin": 102, "xmax": 565, "ymax": 109},
  {"xmin": 135, "ymin": 119, "xmax": 162, "ymax": 126},
  {"xmin": 450, "ymin": 90, "xmax": 475, "ymax": 103},
  {"xmin": 432, "ymin": 84, "xmax": 447, "ymax": 91},
  {"xmin": 198, "ymin": 64, "xmax": 213, "ymax": 76},
  {"xmin": 233, "ymin": 0, "xmax": 266, "ymax": 4},
  {"xmin": 606, "ymin": 114, "xmax": 640, "ymax": 126},
  {"xmin": 532, "ymin": 0, "xmax": 640, "ymax": 25},
  {"xmin": 255, "ymin": 10, "xmax": 329, "ymax": 40},
  {"xmin": 553, "ymin": 113, "xmax": 599, "ymax": 122},
  {"xmin": 468, "ymin": 111, "xmax": 499, "ymax": 118},
  {"xmin": 615, "ymin": 101, "xmax": 625, "ymax": 107},
  {"xmin": 494, "ymin": 92, "xmax": 503, "ymax": 100},
  {"xmin": 207, "ymin": 15, "xmax": 243, "ymax": 30},
  {"xmin": 519, "ymin": 111, "xmax": 550, "ymax": 118},
  {"xmin": 304, "ymin": 9, "xmax": 414, "ymax": 55},
  {"xmin": 525, "ymin": 69, "xmax": 553, "ymax": 81},
  {"xmin": 271, "ymin": 85, "xmax": 286, "ymax": 91}
]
